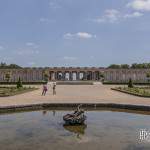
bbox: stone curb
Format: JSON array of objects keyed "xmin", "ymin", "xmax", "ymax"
[
  {"xmin": 111, "ymin": 88, "xmax": 150, "ymax": 98},
  {"xmin": 1, "ymin": 103, "xmax": 150, "ymax": 113}
]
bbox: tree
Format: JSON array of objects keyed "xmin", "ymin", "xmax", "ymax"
[
  {"xmin": 146, "ymin": 72, "xmax": 150, "ymax": 83},
  {"xmin": 100, "ymin": 74, "xmax": 104, "ymax": 78},
  {"xmin": 99, "ymin": 72, "xmax": 104, "ymax": 81},
  {"xmin": 0, "ymin": 62, "xmax": 22, "ymax": 69},
  {"xmin": 43, "ymin": 70, "xmax": 49, "ymax": 82},
  {"xmin": 0, "ymin": 62, "xmax": 7, "ymax": 68},
  {"xmin": 9, "ymin": 64, "xmax": 22, "ymax": 69},
  {"xmin": 120, "ymin": 64, "xmax": 130, "ymax": 69},
  {"xmin": 107, "ymin": 64, "xmax": 121, "ymax": 69},
  {"xmin": 131, "ymin": 63, "xmax": 150, "ymax": 69},
  {"xmin": 16, "ymin": 77, "xmax": 23, "ymax": 89},
  {"xmin": 128, "ymin": 78, "xmax": 134, "ymax": 88},
  {"xmin": 108, "ymin": 64, "xmax": 130, "ymax": 69}
]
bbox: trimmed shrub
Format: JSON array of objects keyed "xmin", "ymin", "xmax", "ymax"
[
  {"xmin": 16, "ymin": 77, "xmax": 23, "ymax": 89},
  {"xmin": 128, "ymin": 78, "xmax": 134, "ymax": 88}
]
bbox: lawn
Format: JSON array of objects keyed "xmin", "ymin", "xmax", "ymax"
[
  {"xmin": 112, "ymin": 86, "xmax": 150, "ymax": 97},
  {"xmin": 0, "ymin": 86, "xmax": 38, "ymax": 97}
]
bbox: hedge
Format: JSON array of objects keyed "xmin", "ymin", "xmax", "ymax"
[
  {"xmin": 0, "ymin": 81, "xmax": 47, "ymax": 85},
  {"xmin": 103, "ymin": 81, "xmax": 150, "ymax": 85}
]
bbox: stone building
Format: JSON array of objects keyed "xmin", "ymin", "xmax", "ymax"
[
  {"xmin": 0, "ymin": 68, "xmax": 43, "ymax": 82},
  {"xmin": 104, "ymin": 69, "xmax": 150, "ymax": 82},
  {"xmin": 0, "ymin": 67, "xmax": 150, "ymax": 82}
]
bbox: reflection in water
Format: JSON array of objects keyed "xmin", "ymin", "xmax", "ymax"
[
  {"xmin": 63, "ymin": 124, "xmax": 87, "ymax": 135},
  {"xmin": 42, "ymin": 110, "xmax": 47, "ymax": 115},
  {"xmin": 52, "ymin": 110, "xmax": 56, "ymax": 116},
  {"xmin": 1, "ymin": 109, "xmax": 150, "ymax": 150},
  {"xmin": 42, "ymin": 110, "xmax": 56, "ymax": 116},
  {"xmin": 63, "ymin": 124, "xmax": 87, "ymax": 139}
]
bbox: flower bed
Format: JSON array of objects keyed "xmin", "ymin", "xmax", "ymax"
[
  {"xmin": 111, "ymin": 87, "xmax": 150, "ymax": 98},
  {"xmin": 0, "ymin": 87, "xmax": 38, "ymax": 97}
]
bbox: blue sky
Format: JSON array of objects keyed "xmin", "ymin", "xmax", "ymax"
[{"xmin": 0, "ymin": 0, "xmax": 150, "ymax": 67}]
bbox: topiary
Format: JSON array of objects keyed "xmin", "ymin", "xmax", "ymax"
[
  {"xmin": 128, "ymin": 78, "xmax": 134, "ymax": 88},
  {"xmin": 16, "ymin": 77, "xmax": 23, "ymax": 89}
]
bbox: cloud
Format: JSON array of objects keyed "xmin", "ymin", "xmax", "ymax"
[
  {"xmin": 26, "ymin": 42, "xmax": 39, "ymax": 49},
  {"xmin": 127, "ymin": 0, "xmax": 150, "ymax": 11},
  {"xmin": 26, "ymin": 42, "xmax": 35, "ymax": 46},
  {"xmin": 0, "ymin": 45, "xmax": 4, "ymax": 50},
  {"xmin": 124, "ymin": 12, "xmax": 143, "ymax": 18},
  {"xmin": 104, "ymin": 9, "xmax": 120, "ymax": 22},
  {"xmin": 63, "ymin": 56, "xmax": 77, "ymax": 61},
  {"xmin": 92, "ymin": 9, "xmax": 143, "ymax": 23},
  {"xmin": 93, "ymin": 9, "xmax": 120, "ymax": 23},
  {"xmin": 76, "ymin": 32, "xmax": 95, "ymax": 39},
  {"xmin": 64, "ymin": 32, "xmax": 96, "ymax": 39},
  {"xmin": 40, "ymin": 18, "xmax": 55, "ymax": 23},
  {"xmin": 16, "ymin": 49, "xmax": 39, "ymax": 56},
  {"xmin": 49, "ymin": 1, "xmax": 61, "ymax": 9}
]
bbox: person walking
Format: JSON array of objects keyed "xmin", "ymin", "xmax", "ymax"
[
  {"xmin": 52, "ymin": 82, "xmax": 56, "ymax": 95},
  {"xmin": 42, "ymin": 83, "xmax": 48, "ymax": 96}
]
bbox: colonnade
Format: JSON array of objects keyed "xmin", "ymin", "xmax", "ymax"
[
  {"xmin": 1, "ymin": 68, "xmax": 149, "ymax": 82},
  {"xmin": 49, "ymin": 71, "xmax": 101, "ymax": 81}
]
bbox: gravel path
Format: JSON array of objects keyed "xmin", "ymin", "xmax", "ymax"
[{"xmin": 0, "ymin": 84, "xmax": 150, "ymax": 107}]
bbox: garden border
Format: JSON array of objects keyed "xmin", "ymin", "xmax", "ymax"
[{"xmin": 111, "ymin": 88, "xmax": 150, "ymax": 98}]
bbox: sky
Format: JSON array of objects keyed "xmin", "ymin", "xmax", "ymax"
[{"xmin": 0, "ymin": 0, "xmax": 150, "ymax": 67}]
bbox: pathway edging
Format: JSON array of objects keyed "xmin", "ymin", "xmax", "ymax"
[{"xmin": 1, "ymin": 103, "xmax": 150, "ymax": 113}]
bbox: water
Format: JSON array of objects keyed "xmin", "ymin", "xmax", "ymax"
[{"xmin": 0, "ymin": 109, "xmax": 150, "ymax": 150}]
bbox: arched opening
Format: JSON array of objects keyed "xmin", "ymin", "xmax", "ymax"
[
  {"xmin": 65, "ymin": 72, "xmax": 70, "ymax": 80},
  {"xmin": 79, "ymin": 72, "xmax": 84, "ymax": 80},
  {"xmin": 95, "ymin": 71, "xmax": 100, "ymax": 80},
  {"xmin": 49, "ymin": 71, "xmax": 55, "ymax": 81},
  {"xmin": 57, "ymin": 72, "xmax": 63, "ymax": 80},
  {"xmin": 72, "ymin": 72, "xmax": 77, "ymax": 81},
  {"xmin": 87, "ymin": 71, "xmax": 92, "ymax": 80}
]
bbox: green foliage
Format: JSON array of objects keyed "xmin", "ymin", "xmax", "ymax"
[
  {"xmin": 43, "ymin": 73, "xmax": 49, "ymax": 82},
  {"xmin": 43, "ymin": 70, "xmax": 49, "ymax": 82},
  {"xmin": 146, "ymin": 73, "xmax": 150, "ymax": 82},
  {"xmin": 0, "ymin": 62, "xmax": 7, "ymax": 68},
  {"xmin": 8, "ymin": 64, "xmax": 22, "ymax": 69},
  {"xmin": 131, "ymin": 63, "xmax": 150, "ymax": 69},
  {"xmin": 115, "ymin": 86, "xmax": 150, "ymax": 97},
  {"xmin": 108, "ymin": 63, "xmax": 150, "ymax": 69},
  {"xmin": 99, "ymin": 73, "xmax": 104, "ymax": 78},
  {"xmin": 120, "ymin": 64, "xmax": 130, "ymax": 69},
  {"xmin": 128, "ymin": 78, "xmax": 134, "ymax": 88},
  {"xmin": 147, "ymin": 73, "xmax": 150, "ymax": 78},
  {"xmin": 0, "ymin": 86, "xmax": 36, "ymax": 97},
  {"xmin": 108, "ymin": 64, "xmax": 121, "ymax": 69},
  {"xmin": 108, "ymin": 64, "xmax": 129, "ymax": 69},
  {"xmin": 0, "ymin": 62, "xmax": 22, "ymax": 69},
  {"xmin": 16, "ymin": 77, "xmax": 23, "ymax": 89}
]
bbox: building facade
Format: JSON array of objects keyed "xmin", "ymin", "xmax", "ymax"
[
  {"xmin": 0, "ymin": 67, "xmax": 150, "ymax": 82},
  {"xmin": 104, "ymin": 69, "xmax": 150, "ymax": 82}
]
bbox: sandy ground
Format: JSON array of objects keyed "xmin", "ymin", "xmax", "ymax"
[{"xmin": 0, "ymin": 84, "xmax": 150, "ymax": 107}]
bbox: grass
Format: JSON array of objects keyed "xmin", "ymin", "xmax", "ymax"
[
  {"xmin": 0, "ymin": 86, "xmax": 38, "ymax": 97},
  {"xmin": 112, "ymin": 86, "xmax": 150, "ymax": 97}
]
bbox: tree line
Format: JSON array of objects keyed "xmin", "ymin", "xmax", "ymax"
[
  {"xmin": 1, "ymin": 62, "xmax": 150, "ymax": 69},
  {"xmin": 107, "ymin": 63, "xmax": 150, "ymax": 69},
  {"xmin": 0, "ymin": 62, "xmax": 22, "ymax": 69}
]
